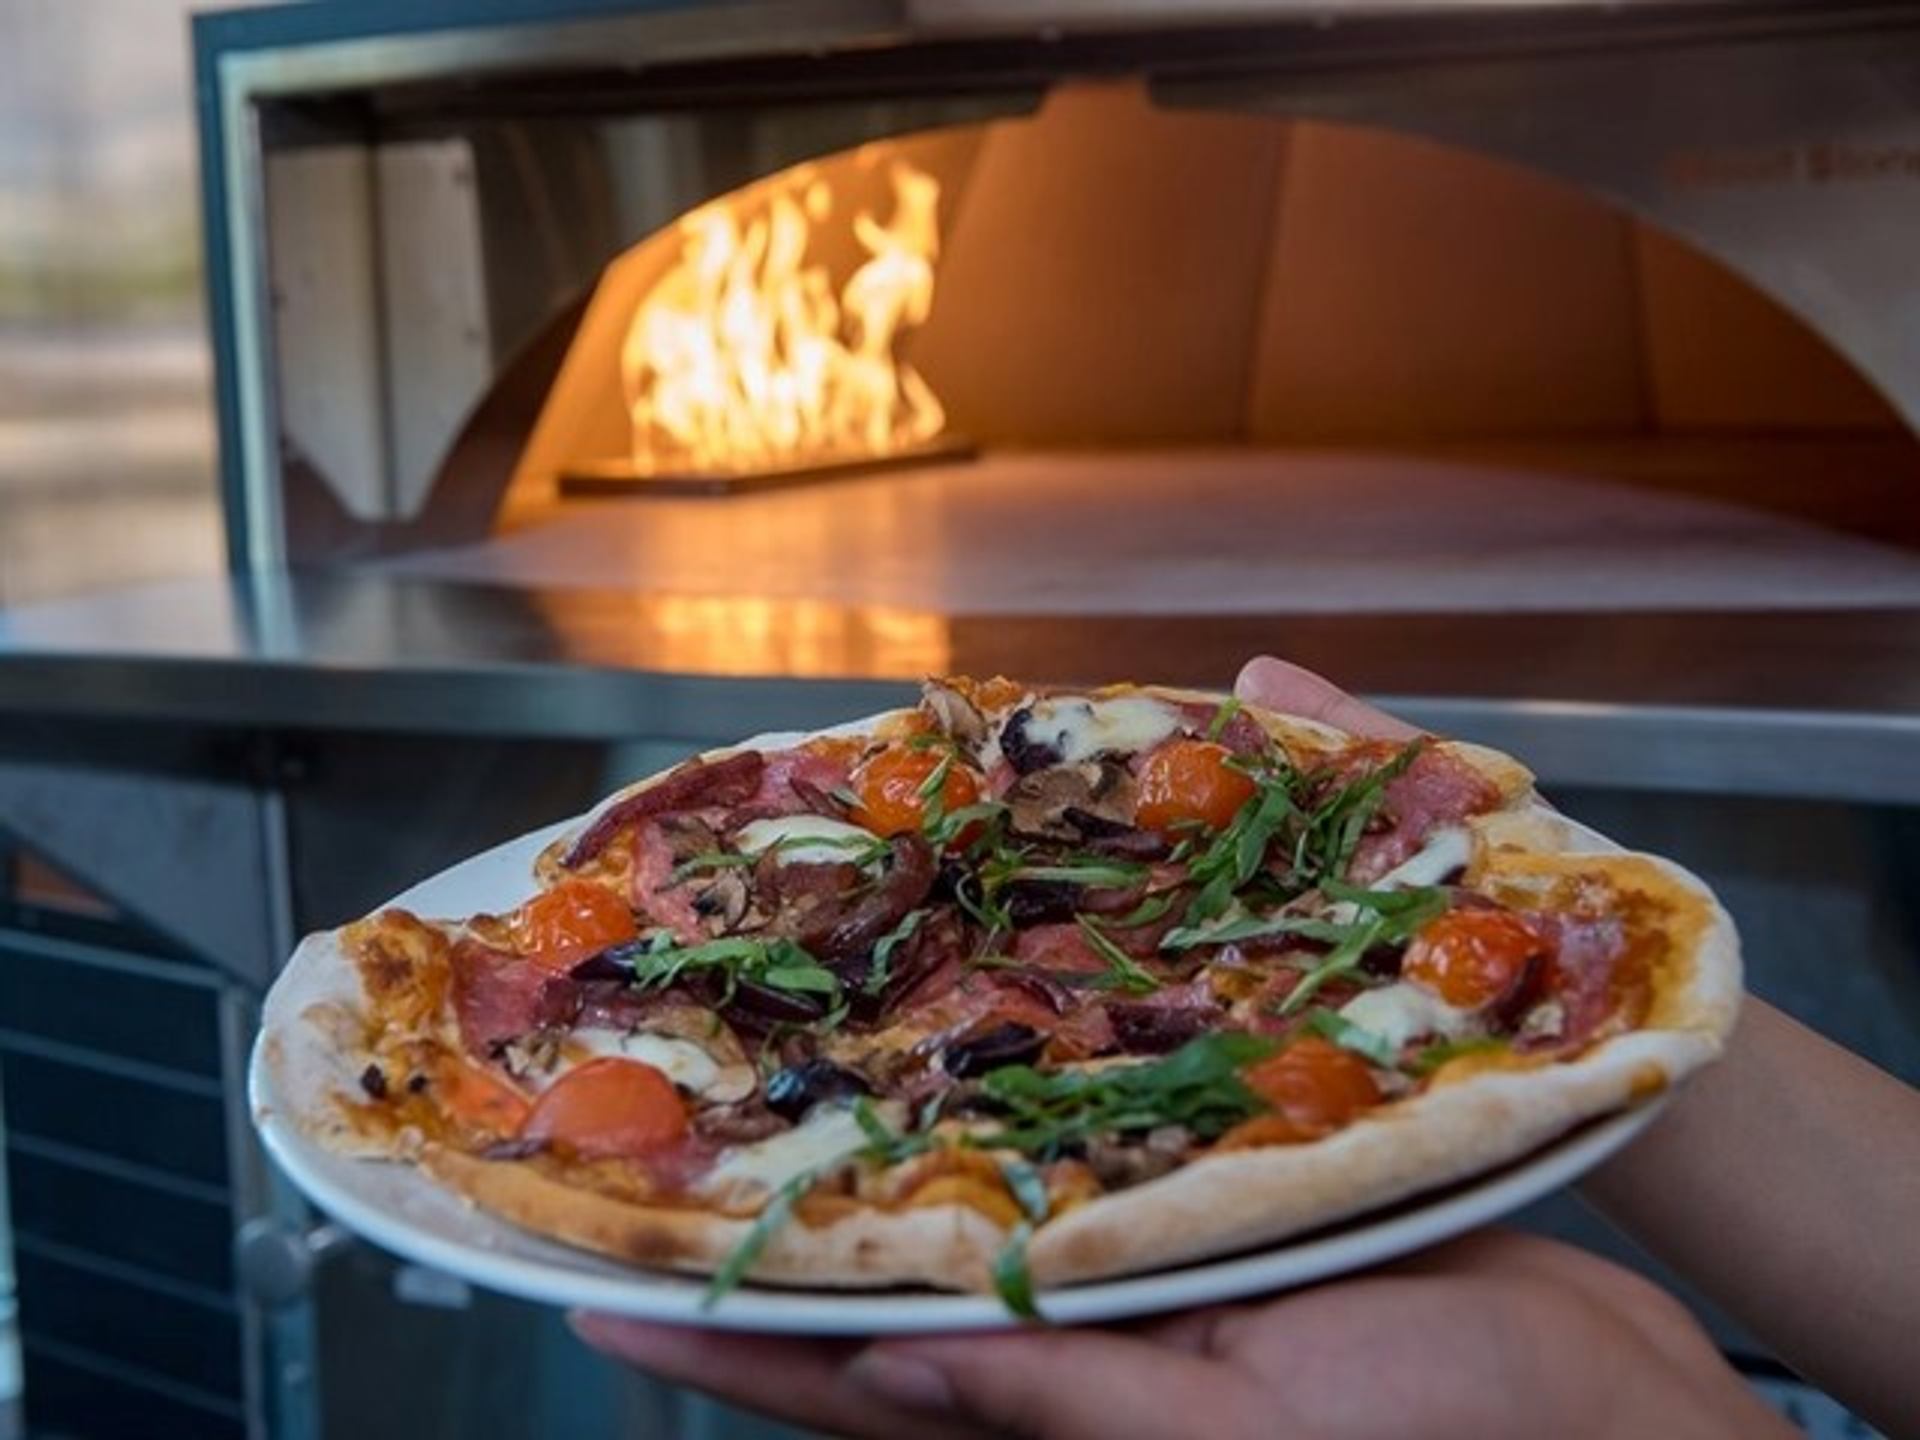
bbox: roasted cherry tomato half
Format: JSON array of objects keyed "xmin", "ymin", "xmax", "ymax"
[
  {"xmin": 849, "ymin": 745, "xmax": 982, "ymax": 837},
  {"xmin": 434, "ymin": 1056, "xmax": 532, "ymax": 1137},
  {"xmin": 1403, "ymin": 909, "xmax": 1545, "ymax": 1011},
  {"xmin": 1241, "ymin": 1036, "xmax": 1382, "ymax": 1141},
  {"xmin": 520, "ymin": 1057, "xmax": 688, "ymax": 1160},
  {"xmin": 1135, "ymin": 739, "xmax": 1257, "ymax": 833},
  {"xmin": 511, "ymin": 879, "xmax": 638, "ymax": 972}
]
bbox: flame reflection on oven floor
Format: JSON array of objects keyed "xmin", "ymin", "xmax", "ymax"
[
  {"xmin": 620, "ymin": 155, "xmax": 946, "ymax": 479},
  {"xmin": 530, "ymin": 589, "xmax": 951, "ymax": 677}
]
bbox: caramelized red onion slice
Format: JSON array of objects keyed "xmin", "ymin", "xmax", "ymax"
[
  {"xmin": 942, "ymin": 1022, "xmax": 1046, "ymax": 1079},
  {"xmin": 1103, "ymin": 1000, "xmax": 1221, "ymax": 1054},
  {"xmin": 763, "ymin": 1059, "xmax": 873, "ymax": 1122}
]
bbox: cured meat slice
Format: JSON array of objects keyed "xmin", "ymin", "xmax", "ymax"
[{"xmin": 562, "ymin": 751, "xmax": 766, "ymax": 867}]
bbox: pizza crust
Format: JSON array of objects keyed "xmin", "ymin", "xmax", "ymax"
[
  {"xmin": 259, "ymin": 684, "xmax": 1740, "ymax": 1296},
  {"xmin": 260, "ymin": 929, "xmax": 401, "ymax": 1161},
  {"xmin": 423, "ymin": 1148, "xmax": 1008, "ymax": 1292}
]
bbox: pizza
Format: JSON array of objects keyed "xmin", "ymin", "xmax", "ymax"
[{"xmin": 259, "ymin": 678, "xmax": 1740, "ymax": 1310}]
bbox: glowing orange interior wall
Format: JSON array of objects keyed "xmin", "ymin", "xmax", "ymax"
[{"xmin": 515, "ymin": 85, "xmax": 1897, "ymax": 499}]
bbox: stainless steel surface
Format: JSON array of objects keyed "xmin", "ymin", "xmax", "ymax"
[
  {"xmin": 0, "ymin": 762, "xmax": 279, "ymax": 985},
  {"xmin": 910, "ymin": 0, "xmax": 1839, "ymax": 25},
  {"xmin": 381, "ymin": 449, "xmax": 1920, "ymax": 614},
  {"xmin": 235, "ymin": 1221, "xmax": 349, "ymax": 1310},
  {"xmin": 3, "ymin": 569, "xmax": 1920, "ymax": 803},
  {"xmin": 1174, "ymin": 19, "xmax": 1920, "ymax": 438}
]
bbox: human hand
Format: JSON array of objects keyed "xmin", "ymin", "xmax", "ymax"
[
  {"xmin": 1231, "ymin": 654, "xmax": 1420, "ymax": 742},
  {"xmin": 574, "ymin": 1229, "xmax": 1789, "ymax": 1439}
]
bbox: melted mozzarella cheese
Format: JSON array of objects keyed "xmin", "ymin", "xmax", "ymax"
[
  {"xmin": 1338, "ymin": 983, "xmax": 1474, "ymax": 1052},
  {"xmin": 560, "ymin": 1029, "xmax": 752, "ymax": 1102},
  {"xmin": 1022, "ymin": 695, "xmax": 1182, "ymax": 764},
  {"xmin": 1374, "ymin": 825, "xmax": 1473, "ymax": 890},
  {"xmin": 698, "ymin": 1107, "xmax": 868, "ymax": 1197},
  {"xmin": 1328, "ymin": 826, "xmax": 1473, "ymax": 923},
  {"xmin": 734, "ymin": 815, "xmax": 880, "ymax": 867}
]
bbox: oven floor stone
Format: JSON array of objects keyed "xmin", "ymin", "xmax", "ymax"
[{"xmin": 377, "ymin": 448, "xmax": 1920, "ymax": 616}]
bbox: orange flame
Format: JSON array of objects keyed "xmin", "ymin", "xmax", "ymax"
[{"xmin": 620, "ymin": 159, "xmax": 946, "ymax": 475}]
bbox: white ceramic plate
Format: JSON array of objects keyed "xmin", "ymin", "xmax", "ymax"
[{"xmin": 251, "ymin": 802, "xmax": 1662, "ymax": 1335}]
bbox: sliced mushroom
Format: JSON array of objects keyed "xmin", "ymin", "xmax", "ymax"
[
  {"xmin": 1005, "ymin": 762, "xmax": 1136, "ymax": 841},
  {"xmin": 1084, "ymin": 1125, "xmax": 1192, "ymax": 1190},
  {"xmin": 694, "ymin": 1103, "xmax": 792, "ymax": 1144},
  {"xmin": 691, "ymin": 868, "xmax": 752, "ymax": 930},
  {"xmin": 1076, "ymin": 822, "xmax": 1170, "ymax": 861},
  {"xmin": 921, "ymin": 679, "xmax": 988, "ymax": 745}
]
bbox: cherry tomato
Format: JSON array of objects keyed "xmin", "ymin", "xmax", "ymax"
[
  {"xmin": 1241, "ymin": 1037, "xmax": 1382, "ymax": 1140},
  {"xmin": 849, "ymin": 746, "xmax": 982, "ymax": 837},
  {"xmin": 1135, "ymin": 739, "xmax": 1256, "ymax": 833},
  {"xmin": 434, "ymin": 1056, "xmax": 532, "ymax": 1137},
  {"xmin": 511, "ymin": 879, "xmax": 637, "ymax": 972},
  {"xmin": 520, "ymin": 1057, "xmax": 688, "ymax": 1159},
  {"xmin": 1403, "ymin": 909, "xmax": 1544, "ymax": 1011}
]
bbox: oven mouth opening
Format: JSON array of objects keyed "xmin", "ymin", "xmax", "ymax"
[{"xmin": 279, "ymin": 83, "xmax": 1920, "ymax": 631}]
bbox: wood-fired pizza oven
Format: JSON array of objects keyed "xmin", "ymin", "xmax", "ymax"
[{"xmin": 203, "ymin": 0, "xmax": 1920, "ymax": 683}]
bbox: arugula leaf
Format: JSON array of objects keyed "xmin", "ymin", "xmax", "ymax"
[
  {"xmin": 1322, "ymin": 878, "xmax": 1444, "ymax": 917},
  {"xmin": 863, "ymin": 908, "xmax": 927, "ymax": 996},
  {"xmin": 703, "ymin": 1169, "xmax": 813, "ymax": 1308},
  {"xmin": 974, "ymin": 1032, "xmax": 1276, "ymax": 1158},
  {"xmin": 627, "ymin": 935, "xmax": 843, "ymax": 1007},
  {"xmin": 852, "ymin": 1096, "xmax": 939, "ymax": 1166},
  {"xmin": 758, "ymin": 963, "xmax": 841, "ymax": 994},
  {"xmin": 668, "ymin": 851, "xmax": 757, "ymax": 885},
  {"xmin": 1103, "ymin": 892, "xmax": 1176, "ymax": 930},
  {"xmin": 953, "ymin": 871, "xmax": 1013, "ymax": 936},
  {"xmin": 1288, "ymin": 740, "xmax": 1426, "ymax": 886},
  {"xmin": 999, "ymin": 1157, "xmax": 1051, "ymax": 1224},
  {"xmin": 1304, "ymin": 1008, "xmax": 1399, "ymax": 1067},
  {"xmin": 780, "ymin": 832, "xmax": 892, "ymax": 862},
  {"xmin": 1272, "ymin": 885, "xmax": 1448, "ymax": 1017},
  {"xmin": 1075, "ymin": 916, "xmax": 1160, "ymax": 996},
  {"xmin": 1008, "ymin": 861, "xmax": 1147, "ymax": 889},
  {"xmin": 924, "ymin": 800, "xmax": 1007, "ymax": 850},
  {"xmin": 992, "ymin": 1221, "xmax": 1041, "ymax": 1321},
  {"xmin": 1161, "ymin": 911, "xmax": 1353, "ymax": 952},
  {"xmin": 1205, "ymin": 696, "xmax": 1243, "ymax": 743},
  {"xmin": 967, "ymin": 957, "xmax": 1134, "ymax": 992},
  {"xmin": 1181, "ymin": 766, "xmax": 1301, "ymax": 927},
  {"xmin": 1409, "ymin": 1036, "xmax": 1508, "ymax": 1076},
  {"xmin": 994, "ymin": 1154, "xmax": 1056, "ymax": 1328},
  {"xmin": 916, "ymin": 751, "xmax": 955, "ymax": 802}
]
